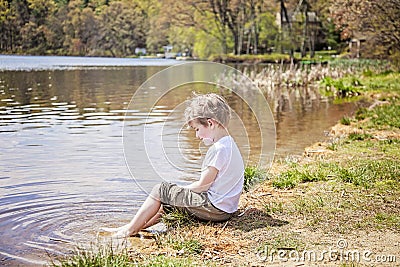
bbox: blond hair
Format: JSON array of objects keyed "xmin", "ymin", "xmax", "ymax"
[{"xmin": 184, "ymin": 93, "xmax": 231, "ymax": 127}]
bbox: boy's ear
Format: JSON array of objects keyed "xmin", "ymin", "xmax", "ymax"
[{"xmin": 207, "ymin": 118, "xmax": 213, "ymax": 127}]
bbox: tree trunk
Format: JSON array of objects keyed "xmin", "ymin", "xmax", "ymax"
[
  {"xmin": 238, "ymin": 26, "xmax": 243, "ymax": 55},
  {"xmin": 108, "ymin": 48, "xmax": 115, "ymax": 57},
  {"xmin": 309, "ymin": 27, "xmax": 315, "ymax": 58},
  {"xmin": 233, "ymin": 31, "xmax": 240, "ymax": 55},
  {"xmin": 222, "ymin": 26, "xmax": 228, "ymax": 54},
  {"xmin": 301, "ymin": 11, "xmax": 308, "ymax": 58},
  {"xmin": 280, "ymin": 0, "xmax": 294, "ymax": 59},
  {"xmin": 250, "ymin": 0, "xmax": 258, "ymax": 54},
  {"xmin": 253, "ymin": 22, "xmax": 258, "ymax": 54}
]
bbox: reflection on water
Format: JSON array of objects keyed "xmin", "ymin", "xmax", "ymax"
[
  {"xmin": 0, "ymin": 67, "xmax": 165, "ymax": 265},
  {"xmin": 0, "ymin": 61, "xmax": 357, "ymax": 265}
]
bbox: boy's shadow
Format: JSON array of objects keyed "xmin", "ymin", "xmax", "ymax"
[{"xmin": 223, "ymin": 207, "xmax": 288, "ymax": 232}]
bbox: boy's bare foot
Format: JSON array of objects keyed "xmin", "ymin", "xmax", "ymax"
[
  {"xmin": 112, "ymin": 228, "xmax": 133, "ymax": 238},
  {"xmin": 100, "ymin": 225, "xmax": 135, "ymax": 238},
  {"xmin": 99, "ymin": 226, "xmax": 119, "ymax": 233}
]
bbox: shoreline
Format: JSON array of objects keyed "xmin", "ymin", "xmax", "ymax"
[
  {"xmin": 124, "ymin": 73, "xmax": 399, "ymax": 266},
  {"xmin": 51, "ymin": 71, "xmax": 399, "ymax": 266}
]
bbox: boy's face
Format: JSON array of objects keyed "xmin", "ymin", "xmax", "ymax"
[{"xmin": 189, "ymin": 119, "xmax": 214, "ymax": 146}]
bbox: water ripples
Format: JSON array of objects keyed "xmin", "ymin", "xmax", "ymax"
[
  {"xmin": 0, "ymin": 102, "xmax": 150, "ymax": 130},
  {"xmin": 0, "ymin": 55, "xmax": 180, "ymax": 71},
  {"xmin": 0, "ymin": 98, "xmax": 170, "ymax": 265},
  {"xmin": 0, "ymin": 187, "xmax": 141, "ymax": 265},
  {"xmin": 0, "ymin": 62, "xmax": 359, "ymax": 265}
]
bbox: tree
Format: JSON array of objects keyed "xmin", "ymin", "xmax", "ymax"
[
  {"xmin": 79, "ymin": 7, "xmax": 99, "ymax": 55},
  {"xmin": 45, "ymin": 4, "xmax": 67, "ymax": 53},
  {"xmin": 168, "ymin": 25, "xmax": 196, "ymax": 56},
  {"xmin": 308, "ymin": 0, "xmax": 340, "ymax": 51},
  {"xmin": 0, "ymin": 0, "xmax": 12, "ymax": 51},
  {"xmin": 63, "ymin": 0, "xmax": 83, "ymax": 55},
  {"xmin": 145, "ymin": 0, "xmax": 170, "ymax": 54},
  {"xmin": 148, "ymin": 0, "xmax": 229, "ymax": 57},
  {"xmin": 330, "ymin": 0, "xmax": 400, "ymax": 59},
  {"xmin": 207, "ymin": 0, "xmax": 258, "ymax": 55},
  {"xmin": 0, "ymin": 0, "xmax": 345, "ymax": 58},
  {"xmin": 97, "ymin": 0, "xmax": 146, "ymax": 57},
  {"xmin": 257, "ymin": 11, "xmax": 279, "ymax": 53},
  {"xmin": 0, "ymin": 0, "xmax": 30, "ymax": 52},
  {"xmin": 173, "ymin": 0, "xmax": 271, "ymax": 55},
  {"xmin": 18, "ymin": 0, "xmax": 56, "ymax": 53}
]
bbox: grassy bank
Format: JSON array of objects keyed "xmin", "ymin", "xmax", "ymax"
[
  {"xmin": 52, "ymin": 71, "xmax": 399, "ymax": 266},
  {"xmin": 209, "ymin": 50, "xmax": 341, "ymax": 65},
  {"xmin": 209, "ymin": 53, "xmax": 293, "ymax": 64}
]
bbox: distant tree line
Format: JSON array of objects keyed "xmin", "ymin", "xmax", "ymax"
[
  {"xmin": 0, "ymin": 0, "xmax": 398, "ymax": 60},
  {"xmin": 0, "ymin": 0, "xmax": 148, "ymax": 56}
]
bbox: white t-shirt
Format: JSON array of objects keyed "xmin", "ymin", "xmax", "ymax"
[{"xmin": 202, "ymin": 135, "xmax": 244, "ymax": 213}]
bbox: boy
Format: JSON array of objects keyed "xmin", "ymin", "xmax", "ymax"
[{"xmin": 103, "ymin": 93, "xmax": 244, "ymax": 237}]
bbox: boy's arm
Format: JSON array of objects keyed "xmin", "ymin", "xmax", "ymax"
[{"xmin": 183, "ymin": 166, "xmax": 218, "ymax": 193}]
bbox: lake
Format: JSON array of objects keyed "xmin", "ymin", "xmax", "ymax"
[{"xmin": 0, "ymin": 55, "xmax": 357, "ymax": 265}]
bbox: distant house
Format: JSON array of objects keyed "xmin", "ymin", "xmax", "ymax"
[
  {"xmin": 162, "ymin": 45, "xmax": 173, "ymax": 53},
  {"xmin": 276, "ymin": 11, "xmax": 325, "ymax": 55},
  {"xmin": 162, "ymin": 45, "xmax": 177, "ymax": 59},
  {"xmin": 135, "ymin": 47, "xmax": 147, "ymax": 55},
  {"xmin": 348, "ymin": 34, "xmax": 366, "ymax": 58}
]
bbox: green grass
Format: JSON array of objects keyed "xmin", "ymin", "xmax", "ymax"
[
  {"xmin": 355, "ymin": 107, "xmax": 369, "ymax": 121},
  {"xmin": 139, "ymin": 255, "xmax": 195, "ymax": 267},
  {"xmin": 340, "ymin": 138, "xmax": 400, "ymax": 159},
  {"xmin": 244, "ymin": 166, "xmax": 267, "ymax": 191},
  {"xmin": 374, "ymin": 213, "xmax": 400, "ymax": 229},
  {"xmin": 320, "ymin": 76, "xmax": 361, "ymax": 97},
  {"xmin": 50, "ymin": 243, "xmax": 134, "ymax": 267},
  {"xmin": 256, "ymin": 232, "xmax": 305, "ymax": 254},
  {"xmin": 291, "ymin": 193, "xmax": 327, "ymax": 215},
  {"xmin": 209, "ymin": 53, "xmax": 291, "ymax": 63},
  {"xmin": 270, "ymin": 177, "xmax": 400, "ymax": 232},
  {"xmin": 347, "ymin": 132, "xmax": 372, "ymax": 141},
  {"xmin": 264, "ymin": 201, "xmax": 285, "ymax": 215},
  {"xmin": 296, "ymin": 50, "xmax": 339, "ymax": 62},
  {"xmin": 161, "ymin": 208, "xmax": 195, "ymax": 228},
  {"xmin": 272, "ymin": 163, "xmax": 332, "ymax": 189},
  {"xmin": 359, "ymin": 71, "xmax": 400, "ymax": 94},
  {"xmin": 50, "ymin": 239, "xmax": 203, "ymax": 267},
  {"xmin": 353, "ymin": 98, "xmax": 399, "ymax": 132},
  {"xmin": 301, "ymin": 71, "xmax": 400, "ymax": 190},
  {"xmin": 269, "ymin": 70, "xmax": 400, "ymax": 232},
  {"xmin": 340, "ymin": 116, "xmax": 352, "ymax": 125},
  {"xmin": 328, "ymin": 59, "xmax": 392, "ymax": 73},
  {"xmin": 320, "ymin": 70, "xmax": 400, "ymax": 99},
  {"xmin": 170, "ymin": 239, "xmax": 204, "ymax": 255},
  {"xmin": 362, "ymin": 101, "xmax": 400, "ymax": 129},
  {"xmin": 272, "ymin": 170, "xmax": 298, "ymax": 189},
  {"xmin": 272, "ymin": 157, "xmax": 400, "ymax": 190}
]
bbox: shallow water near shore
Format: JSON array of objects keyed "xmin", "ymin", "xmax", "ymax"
[{"xmin": 0, "ymin": 56, "xmax": 358, "ymax": 265}]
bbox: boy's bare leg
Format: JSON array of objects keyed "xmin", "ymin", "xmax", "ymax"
[
  {"xmin": 106, "ymin": 195, "xmax": 161, "ymax": 237},
  {"xmin": 142, "ymin": 206, "xmax": 163, "ymax": 229},
  {"xmin": 101, "ymin": 184, "xmax": 163, "ymax": 237}
]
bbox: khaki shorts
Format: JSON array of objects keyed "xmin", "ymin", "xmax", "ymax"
[{"xmin": 158, "ymin": 182, "xmax": 232, "ymax": 222}]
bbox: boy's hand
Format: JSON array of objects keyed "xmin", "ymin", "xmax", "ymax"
[{"xmin": 183, "ymin": 166, "xmax": 218, "ymax": 193}]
